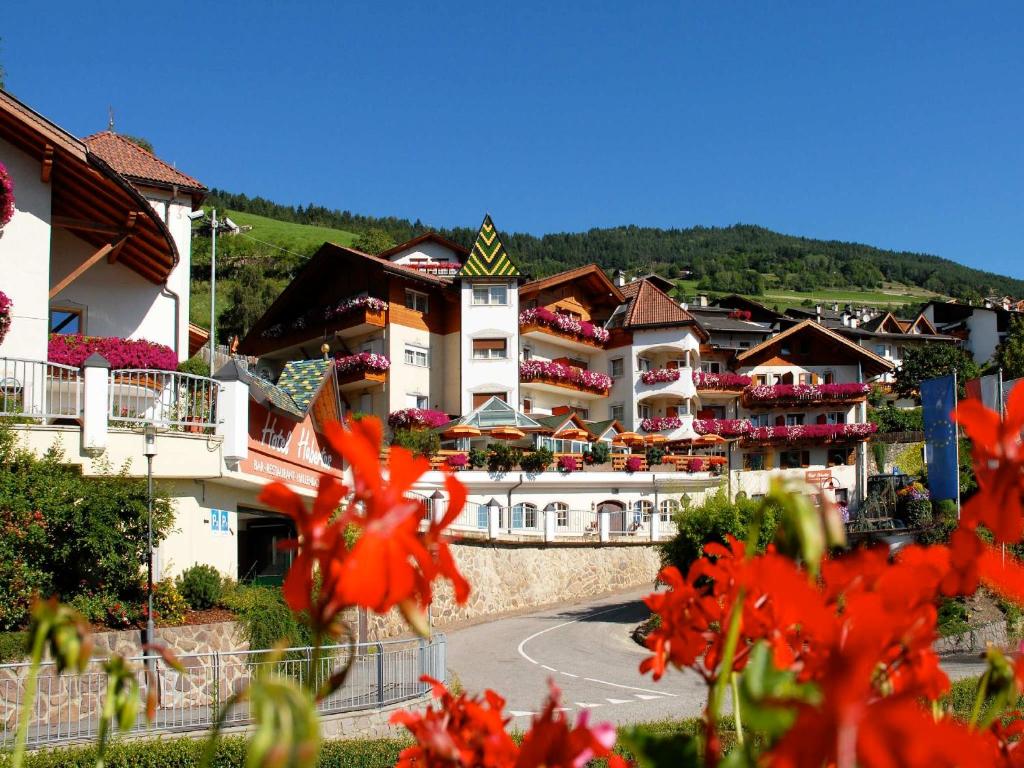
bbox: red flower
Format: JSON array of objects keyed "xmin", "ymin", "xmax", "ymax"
[
  {"xmin": 390, "ymin": 676, "xmax": 518, "ymax": 767},
  {"xmin": 514, "ymin": 681, "xmax": 617, "ymax": 768},
  {"xmin": 954, "ymin": 385, "xmax": 1024, "ymax": 543},
  {"xmin": 640, "ymin": 566, "xmax": 717, "ymax": 680}
]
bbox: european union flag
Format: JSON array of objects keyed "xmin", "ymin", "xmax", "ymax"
[{"xmin": 921, "ymin": 375, "xmax": 959, "ymax": 501}]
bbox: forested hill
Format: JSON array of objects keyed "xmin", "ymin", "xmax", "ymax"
[{"xmin": 205, "ymin": 189, "xmax": 1023, "ymax": 301}]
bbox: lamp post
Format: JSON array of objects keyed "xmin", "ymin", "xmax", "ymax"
[{"xmin": 143, "ymin": 424, "xmax": 158, "ymax": 653}]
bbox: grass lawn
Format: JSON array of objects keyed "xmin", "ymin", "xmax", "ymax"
[
  {"xmin": 224, "ymin": 210, "xmax": 359, "ymax": 250},
  {"xmin": 673, "ymin": 279, "xmax": 942, "ymax": 312}
]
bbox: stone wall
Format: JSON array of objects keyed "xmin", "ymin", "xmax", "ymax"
[
  {"xmin": 368, "ymin": 539, "xmax": 663, "ymax": 640},
  {"xmin": 933, "ymin": 619, "xmax": 1008, "ymax": 655}
]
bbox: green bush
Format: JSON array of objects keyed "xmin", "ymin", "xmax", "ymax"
[
  {"xmin": 176, "ymin": 355, "xmax": 211, "ymax": 377},
  {"xmin": 0, "ymin": 421, "xmax": 173, "ymax": 629},
  {"xmin": 918, "ymin": 500, "xmax": 959, "ymax": 545},
  {"xmin": 586, "ymin": 441, "xmax": 611, "ymax": 465},
  {"xmin": 221, "ymin": 584, "xmax": 311, "ymax": 649},
  {"xmin": 487, "ymin": 443, "xmax": 521, "ymax": 473},
  {"xmin": 0, "ymin": 631, "xmax": 26, "ymax": 663},
  {"xmin": 937, "ymin": 597, "xmax": 970, "ymax": 637},
  {"xmin": 871, "ymin": 441, "xmax": 887, "ymax": 473},
  {"xmin": 177, "ymin": 563, "xmax": 223, "ymax": 609},
  {"xmin": 468, "ymin": 448, "xmax": 488, "ymax": 469},
  {"xmin": 646, "ymin": 446, "xmax": 666, "ymax": 466},
  {"xmin": 150, "ymin": 580, "xmax": 188, "ymax": 627},
  {"xmin": 902, "ymin": 498, "xmax": 933, "ymax": 529},
  {"xmin": 390, "ymin": 428, "xmax": 439, "ymax": 459},
  {"xmin": 520, "ymin": 447, "xmax": 553, "ymax": 473},
  {"xmin": 660, "ymin": 490, "xmax": 780, "ymax": 575},
  {"xmin": 868, "ymin": 405, "xmax": 923, "ymax": 433}
]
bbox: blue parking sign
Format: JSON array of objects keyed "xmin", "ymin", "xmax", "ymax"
[
  {"xmin": 210, "ymin": 510, "xmax": 221, "ymax": 533},
  {"xmin": 219, "ymin": 509, "xmax": 230, "ymax": 533}
]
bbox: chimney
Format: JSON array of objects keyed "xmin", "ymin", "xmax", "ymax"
[
  {"xmin": 697, "ymin": 294, "xmax": 709, "ymax": 307},
  {"xmin": 613, "ymin": 269, "xmax": 626, "ymax": 288},
  {"xmin": 815, "ymin": 304, "xmax": 823, "ymax": 318}
]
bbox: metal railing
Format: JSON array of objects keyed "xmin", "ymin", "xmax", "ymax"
[
  {"xmin": 0, "ymin": 636, "xmax": 445, "ymax": 748},
  {"xmin": 0, "ymin": 357, "xmax": 82, "ymax": 421},
  {"xmin": 108, "ymin": 369, "xmax": 219, "ymax": 433},
  {"xmin": 557, "ymin": 508, "xmax": 600, "ymax": 537}
]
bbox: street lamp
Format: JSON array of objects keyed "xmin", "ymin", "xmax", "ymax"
[{"xmin": 143, "ymin": 423, "xmax": 158, "ymax": 653}]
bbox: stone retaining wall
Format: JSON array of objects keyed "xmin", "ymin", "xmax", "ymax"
[
  {"xmin": 368, "ymin": 539, "xmax": 662, "ymax": 640},
  {"xmin": 933, "ymin": 619, "xmax": 1008, "ymax": 655}
]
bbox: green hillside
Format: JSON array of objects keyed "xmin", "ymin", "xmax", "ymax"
[{"xmin": 222, "ymin": 210, "xmax": 358, "ymax": 250}]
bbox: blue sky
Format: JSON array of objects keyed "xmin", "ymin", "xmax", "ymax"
[{"xmin": 3, "ymin": 2, "xmax": 1022, "ymax": 277}]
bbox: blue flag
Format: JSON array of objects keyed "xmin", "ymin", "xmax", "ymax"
[{"xmin": 921, "ymin": 375, "xmax": 959, "ymax": 501}]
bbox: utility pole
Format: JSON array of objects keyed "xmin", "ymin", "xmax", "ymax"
[{"xmin": 209, "ymin": 208, "xmax": 217, "ymax": 370}]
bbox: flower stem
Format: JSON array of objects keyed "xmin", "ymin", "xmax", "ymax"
[
  {"xmin": 969, "ymin": 669, "xmax": 990, "ymax": 729},
  {"xmin": 731, "ymin": 671, "xmax": 744, "ymax": 745},
  {"xmin": 11, "ymin": 625, "xmax": 47, "ymax": 768},
  {"xmin": 708, "ymin": 589, "xmax": 745, "ymax": 724}
]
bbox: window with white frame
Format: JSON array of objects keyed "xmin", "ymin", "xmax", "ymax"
[
  {"xmin": 405, "ymin": 393, "xmax": 428, "ymax": 409},
  {"xmin": 659, "ymin": 499, "xmax": 679, "ymax": 523},
  {"xmin": 472, "ymin": 283, "xmax": 508, "ymax": 305},
  {"xmin": 639, "ymin": 404, "xmax": 652, "ymax": 420},
  {"xmin": 637, "ymin": 357, "xmax": 652, "ymax": 372},
  {"xmin": 404, "ymin": 345, "xmax": 429, "ymax": 367},
  {"xmin": 611, "ymin": 403, "xmax": 625, "ymax": 422},
  {"xmin": 404, "ymin": 289, "xmax": 429, "ymax": 313},
  {"xmin": 826, "ymin": 411, "xmax": 846, "ymax": 425},
  {"xmin": 701, "ymin": 360, "xmax": 721, "ymax": 373},
  {"xmin": 751, "ymin": 413, "xmax": 771, "ymax": 427},
  {"xmin": 546, "ymin": 502, "xmax": 569, "ymax": 527},
  {"xmin": 512, "ymin": 503, "xmax": 538, "ymax": 529},
  {"xmin": 633, "ymin": 500, "xmax": 653, "ymax": 523},
  {"xmin": 609, "ymin": 357, "xmax": 624, "ymax": 378},
  {"xmin": 472, "ymin": 338, "xmax": 508, "ymax": 359}
]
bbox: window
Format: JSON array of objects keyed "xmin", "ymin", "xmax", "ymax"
[
  {"xmin": 522, "ymin": 346, "xmax": 532, "ymax": 361},
  {"xmin": 49, "ymin": 308, "xmax": 82, "ymax": 335},
  {"xmin": 522, "ymin": 398, "xmax": 533, "ymax": 413},
  {"xmin": 472, "ymin": 284, "xmax": 508, "ymax": 305},
  {"xmin": 611, "ymin": 403, "xmax": 625, "ymax": 422},
  {"xmin": 638, "ymin": 404, "xmax": 652, "ymax": 420},
  {"xmin": 823, "ymin": 370, "xmax": 835, "ymax": 384},
  {"xmin": 633, "ymin": 500, "xmax": 653, "ymax": 524},
  {"xmin": 472, "ymin": 392, "xmax": 506, "ymax": 408},
  {"xmin": 798, "ymin": 373, "xmax": 810, "ymax": 385},
  {"xmin": 780, "ymin": 450, "xmax": 811, "ymax": 469},
  {"xmin": 476, "ymin": 504, "xmax": 489, "ymax": 529},
  {"xmin": 547, "ymin": 502, "xmax": 569, "ymax": 528},
  {"xmin": 781, "ymin": 343, "xmax": 791, "ymax": 355},
  {"xmin": 828, "ymin": 447, "xmax": 854, "ymax": 466},
  {"xmin": 574, "ymin": 407, "xmax": 590, "ymax": 419},
  {"xmin": 701, "ymin": 361, "xmax": 721, "ymax": 374},
  {"xmin": 404, "ymin": 289, "xmax": 428, "ymax": 313},
  {"xmin": 754, "ymin": 374, "xmax": 768, "ymax": 386},
  {"xmin": 609, "ymin": 358, "xmax": 624, "ymax": 378},
  {"xmin": 512, "ymin": 503, "xmax": 538, "ymax": 529},
  {"xmin": 659, "ymin": 499, "xmax": 678, "ymax": 523},
  {"xmin": 637, "ymin": 357, "xmax": 652, "ymax": 372},
  {"xmin": 472, "ymin": 338, "xmax": 507, "ymax": 359},
  {"xmin": 404, "ymin": 345, "xmax": 429, "ymax": 367},
  {"xmin": 826, "ymin": 411, "xmax": 846, "ymax": 425},
  {"xmin": 405, "ymin": 393, "xmax": 428, "ymax": 409},
  {"xmin": 744, "ymin": 452, "xmax": 766, "ymax": 471},
  {"xmin": 751, "ymin": 413, "xmax": 771, "ymax": 427},
  {"xmin": 785, "ymin": 413, "xmax": 805, "ymax": 427}
]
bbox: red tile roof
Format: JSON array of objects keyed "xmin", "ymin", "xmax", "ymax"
[
  {"xmin": 83, "ymin": 131, "xmax": 206, "ymax": 192},
  {"xmin": 620, "ymin": 279, "xmax": 706, "ymax": 338}
]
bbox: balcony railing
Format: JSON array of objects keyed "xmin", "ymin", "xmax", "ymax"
[
  {"xmin": 108, "ymin": 369, "xmax": 219, "ymax": 432},
  {"xmin": 742, "ymin": 382, "xmax": 870, "ymax": 406},
  {"xmin": 742, "ymin": 422, "xmax": 878, "ymax": 444},
  {"xmin": 519, "ymin": 361, "xmax": 611, "ymax": 395},
  {"xmin": 518, "ymin": 308, "xmax": 610, "ymax": 348},
  {"xmin": 0, "ymin": 357, "xmax": 81, "ymax": 421},
  {"xmin": 335, "ymin": 353, "xmax": 390, "ymax": 385},
  {"xmin": 693, "ymin": 371, "xmax": 752, "ymax": 392},
  {"xmin": 693, "ymin": 418, "xmax": 753, "ymax": 438}
]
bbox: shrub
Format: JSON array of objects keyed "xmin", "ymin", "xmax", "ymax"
[
  {"xmin": 468, "ymin": 448, "xmax": 488, "ymax": 469},
  {"xmin": 646, "ymin": 446, "xmax": 666, "ymax": 466},
  {"xmin": 871, "ymin": 441, "xmax": 888, "ymax": 473},
  {"xmin": 148, "ymin": 579, "xmax": 188, "ymax": 627},
  {"xmin": 918, "ymin": 499, "xmax": 958, "ymax": 545},
  {"xmin": 177, "ymin": 563, "xmax": 223, "ymax": 610},
  {"xmin": 868, "ymin": 405, "xmax": 923, "ymax": 433},
  {"xmin": 937, "ymin": 597, "xmax": 970, "ymax": 637},
  {"xmin": 105, "ymin": 600, "xmax": 140, "ymax": 629},
  {"xmin": 177, "ymin": 355, "xmax": 211, "ymax": 377},
  {"xmin": 585, "ymin": 441, "xmax": 610, "ymax": 465},
  {"xmin": 902, "ymin": 498, "xmax": 933, "ymax": 529},
  {"xmin": 625, "ymin": 456, "xmax": 644, "ymax": 473},
  {"xmin": 221, "ymin": 584, "xmax": 311, "ymax": 649},
  {"xmin": 520, "ymin": 447, "xmax": 553, "ymax": 473},
  {"xmin": 557, "ymin": 455, "xmax": 578, "ymax": 474},
  {"xmin": 445, "ymin": 453, "xmax": 468, "ymax": 470},
  {"xmin": 487, "ymin": 443, "xmax": 520, "ymax": 473},
  {"xmin": 0, "ymin": 631, "xmax": 26, "ymax": 663},
  {"xmin": 390, "ymin": 428, "xmax": 439, "ymax": 459}
]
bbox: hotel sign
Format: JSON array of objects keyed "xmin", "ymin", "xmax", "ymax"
[{"xmin": 239, "ymin": 400, "xmax": 345, "ymax": 490}]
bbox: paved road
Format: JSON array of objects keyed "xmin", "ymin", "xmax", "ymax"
[{"xmin": 445, "ymin": 587, "xmax": 989, "ymax": 727}]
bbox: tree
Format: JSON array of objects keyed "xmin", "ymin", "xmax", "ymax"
[
  {"xmin": 121, "ymin": 134, "xmax": 155, "ymax": 153},
  {"xmin": 995, "ymin": 315, "xmax": 1024, "ymax": 379},
  {"xmin": 220, "ymin": 263, "xmax": 280, "ymax": 340},
  {"xmin": 894, "ymin": 343, "xmax": 980, "ymax": 399},
  {"xmin": 352, "ymin": 228, "xmax": 397, "ymax": 255}
]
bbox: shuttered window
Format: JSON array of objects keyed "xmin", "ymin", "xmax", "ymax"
[{"xmin": 472, "ymin": 338, "xmax": 507, "ymax": 359}]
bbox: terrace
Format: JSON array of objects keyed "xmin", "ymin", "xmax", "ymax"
[
  {"xmin": 519, "ymin": 360, "xmax": 612, "ymax": 397},
  {"xmin": 335, "ymin": 352, "xmax": 390, "ymax": 389},
  {"xmin": 518, "ymin": 308, "xmax": 610, "ymax": 351}
]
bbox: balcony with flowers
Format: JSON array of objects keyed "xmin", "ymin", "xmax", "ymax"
[
  {"xmin": 323, "ymin": 295, "xmax": 388, "ymax": 338},
  {"xmin": 519, "ymin": 360, "xmax": 612, "ymax": 398},
  {"xmin": 335, "ymin": 352, "xmax": 390, "ymax": 388},
  {"xmin": 741, "ymin": 422, "xmax": 878, "ymax": 445},
  {"xmin": 741, "ymin": 382, "xmax": 870, "ymax": 408},
  {"xmin": 638, "ymin": 414, "xmax": 698, "ymax": 441},
  {"xmin": 519, "ymin": 308, "xmax": 610, "ymax": 352},
  {"xmin": 636, "ymin": 366, "xmax": 697, "ymax": 401},
  {"xmin": 692, "ymin": 418, "xmax": 753, "ymax": 438},
  {"xmin": 692, "ymin": 370, "xmax": 752, "ymax": 394},
  {"xmin": 387, "ymin": 408, "xmax": 450, "ymax": 431}
]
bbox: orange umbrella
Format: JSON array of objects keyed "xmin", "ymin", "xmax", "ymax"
[
  {"xmin": 613, "ymin": 431, "xmax": 643, "ymax": 445},
  {"xmin": 696, "ymin": 434, "xmax": 727, "ymax": 445},
  {"xmin": 490, "ymin": 426, "xmax": 526, "ymax": 441},
  {"xmin": 443, "ymin": 424, "xmax": 481, "ymax": 438},
  {"xmin": 557, "ymin": 428, "xmax": 591, "ymax": 441},
  {"xmin": 645, "ymin": 434, "xmax": 668, "ymax": 445}
]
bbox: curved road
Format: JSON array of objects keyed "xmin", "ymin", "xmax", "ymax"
[{"xmin": 444, "ymin": 587, "xmax": 988, "ymax": 726}]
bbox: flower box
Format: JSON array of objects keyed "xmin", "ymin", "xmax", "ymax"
[
  {"xmin": 692, "ymin": 418, "xmax": 753, "ymax": 437},
  {"xmin": 519, "ymin": 361, "xmax": 612, "ymax": 394},
  {"xmin": 48, "ymin": 334, "xmax": 178, "ymax": 370},
  {"xmin": 519, "ymin": 307, "xmax": 610, "ymax": 346},
  {"xmin": 692, "ymin": 371, "xmax": 752, "ymax": 391},
  {"xmin": 335, "ymin": 352, "xmax": 391, "ymax": 375},
  {"xmin": 640, "ymin": 368, "xmax": 681, "ymax": 385},
  {"xmin": 557, "ymin": 455, "xmax": 578, "ymax": 474},
  {"xmin": 388, "ymin": 408, "xmax": 449, "ymax": 430},
  {"xmin": 640, "ymin": 416, "xmax": 682, "ymax": 432},
  {"xmin": 0, "ymin": 289, "xmax": 11, "ymax": 346},
  {"xmin": 743, "ymin": 382, "xmax": 870, "ymax": 405},
  {"xmin": 324, "ymin": 295, "xmax": 388, "ymax": 321},
  {"xmin": 744, "ymin": 423, "xmax": 878, "ymax": 443}
]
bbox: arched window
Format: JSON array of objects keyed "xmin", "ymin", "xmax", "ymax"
[
  {"xmin": 633, "ymin": 500, "xmax": 654, "ymax": 524},
  {"xmin": 513, "ymin": 503, "xmax": 538, "ymax": 529},
  {"xmin": 476, "ymin": 503, "xmax": 489, "ymax": 529},
  {"xmin": 545, "ymin": 502, "xmax": 569, "ymax": 527},
  {"xmin": 659, "ymin": 499, "xmax": 679, "ymax": 523}
]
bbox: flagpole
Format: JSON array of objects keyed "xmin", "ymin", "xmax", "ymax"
[{"xmin": 953, "ymin": 370, "xmax": 961, "ymax": 521}]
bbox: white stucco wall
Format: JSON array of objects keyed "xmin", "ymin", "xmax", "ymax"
[
  {"xmin": 388, "ymin": 240, "xmax": 462, "ymax": 269},
  {"xmin": 0, "ymin": 136, "xmax": 52, "ymax": 362},
  {"xmin": 459, "ymin": 279, "xmax": 519, "ymax": 413},
  {"xmin": 387, "ymin": 324, "xmax": 448, "ymax": 413},
  {"xmin": 138, "ymin": 190, "xmax": 193, "ymax": 361},
  {"xmin": 965, "ymin": 310, "xmax": 999, "ymax": 364}
]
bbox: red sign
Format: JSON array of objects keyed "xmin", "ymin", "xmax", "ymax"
[
  {"xmin": 805, "ymin": 469, "xmax": 834, "ymax": 489},
  {"xmin": 239, "ymin": 401, "xmax": 345, "ymax": 490}
]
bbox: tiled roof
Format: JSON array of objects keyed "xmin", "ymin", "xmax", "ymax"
[
  {"xmin": 277, "ymin": 360, "xmax": 332, "ymax": 412},
  {"xmin": 83, "ymin": 131, "xmax": 206, "ymax": 192},
  {"xmin": 620, "ymin": 279, "xmax": 705, "ymax": 334},
  {"xmin": 244, "ymin": 372, "xmax": 305, "ymax": 419},
  {"xmin": 458, "ymin": 215, "xmax": 520, "ymax": 278}
]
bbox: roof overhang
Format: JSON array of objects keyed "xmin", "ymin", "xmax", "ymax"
[{"xmin": 736, "ymin": 319, "xmax": 895, "ymax": 378}]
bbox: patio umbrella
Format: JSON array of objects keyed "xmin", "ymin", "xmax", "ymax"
[
  {"xmin": 489, "ymin": 426, "xmax": 525, "ymax": 441},
  {"xmin": 645, "ymin": 434, "xmax": 668, "ymax": 445},
  {"xmin": 613, "ymin": 431, "xmax": 643, "ymax": 445},
  {"xmin": 443, "ymin": 424, "xmax": 481, "ymax": 438},
  {"xmin": 695, "ymin": 434, "xmax": 726, "ymax": 445},
  {"xmin": 557, "ymin": 428, "xmax": 591, "ymax": 441}
]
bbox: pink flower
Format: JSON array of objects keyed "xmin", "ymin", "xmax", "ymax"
[
  {"xmin": 693, "ymin": 418, "xmax": 753, "ymax": 437},
  {"xmin": 47, "ymin": 334, "xmax": 177, "ymax": 370},
  {"xmin": 625, "ymin": 456, "xmax": 644, "ymax": 472},
  {"xmin": 446, "ymin": 453, "xmax": 468, "ymax": 469},
  {"xmin": 692, "ymin": 370, "xmax": 752, "ymax": 390},
  {"xmin": 325, "ymin": 294, "xmax": 388, "ymax": 320},
  {"xmin": 640, "ymin": 416, "xmax": 682, "ymax": 432},
  {"xmin": 744, "ymin": 382, "xmax": 870, "ymax": 403},
  {"xmin": 519, "ymin": 361, "xmax": 611, "ymax": 394},
  {"xmin": 388, "ymin": 408, "xmax": 450, "ymax": 430},
  {"xmin": 640, "ymin": 368, "xmax": 681, "ymax": 385},
  {"xmin": 0, "ymin": 161, "xmax": 15, "ymax": 229},
  {"xmin": 557, "ymin": 455, "xmax": 578, "ymax": 473},
  {"xmin": 744, "ymin": 422, "xmax": 878, "ymax": 443},
  {"xmin": 336, "ymin": 352, "xmax": 391, "ymax": 374},
  {"xmin": 519, "ymin": 309, "xmax": 610, "ymax": 344}
]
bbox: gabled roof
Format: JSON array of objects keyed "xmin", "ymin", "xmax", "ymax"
[
  {"xmin": 519, "ymin": 264, "xmax": 625, "ymax": 305},
  {"xmin": 584, "ymin": 418, "xmax": 625, "ymax": 439},
  {"xmin": 909, "ymin": 314, "xmax": 938, "ymax": 335},
  {"xmin": 458, "ymin": 214, "xmax": 520, "ymax": 278},
  {"xmin": 459, "ymin": 397, "xmax": 541, "ymax": 429},
  {"xmin": 531, "ymin": 412, "xmax": 591, "ymax": 435},
  {"xmin": 634, "ymin": 273, "xmax": 676, "ymax": 293},
  {"xmin": 735, "ymin": 319, "xmax": 894, "ymax": 377},
  {"xmin": 714, "ymin": 294, "xmax": 783, "ymax": 322},
  {"xmin": 83, "ymin": 131, "xmax": 206, "ymax": 195},
  {"xmin": 276, "ymin": 359, "xmax": 333, "ymax": 412},
  {"xmin": 377, "ymin": 231, "xmax": 470, "ymax": 260},
  {"xmin": 619, "ymin": 279, "xmax": 709, "ymax": 339}
]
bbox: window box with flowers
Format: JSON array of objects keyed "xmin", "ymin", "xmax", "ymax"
[
  {"xmin": 519, "ymin": 307, "xmax": 610, "ymax": 347},
  {"xmin": 692, "ymin": 371, "xmax": 752, "ymax": 392},
  {"xmin": 742, "ymin": 382, "xmax": 870, "ymax": 406},
  {"xmin": 519, "ymin": 360, "xmax": 612, "ymax": 395},
  {"xmin": 693, "ymin": 418, "xmax": 753, "ymax": 438},
  {"xmin": 335, "ymin": 352, "xmax": 390, "ymax": 382},
  {"xmin": 0, "ymin": 160, "xmax": 14, "ymax": 231},
  {"xmin": 640, "ymin": 416, "xmax": 683, "ymax": 432},
  {"xmin": 48, "ymin": 334, "xmax": 178, "ymax": 372},
  {"xmin": 0, "ymin": 290, "xmax": 12, "ymax": 346},
  {"xmin": 640, "ymin": 368, "xmax": 681, "ymax": 385},
  {"xmin": 324, "ymin": 295, "xmax": 388, "ymax": 322},
  {"xmin": 387, "ymin": 408, "xmax": 449, "ymax": 431},
  {"xmin": 743, "ymin": 422, "xmax": 878, "ymax": 444}
]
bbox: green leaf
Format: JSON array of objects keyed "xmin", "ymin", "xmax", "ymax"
[
  {"xmin": 616, "ymin": 727, "xmax": 702, "ymax": 768},
  {"xmin": 738, "ymin": 642, "xmax": 820, "ymax": 737}
]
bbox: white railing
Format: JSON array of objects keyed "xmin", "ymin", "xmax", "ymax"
[
  {"xmin": 557, "ymin": 508, "xmax": 600, "ymax": 537},
  {"xmin": 108, "ymin": 369, "xmax": 219, "ymax": 433},
  {"xmin": 0, "ymin": 636, "xmax": 445, "ymax": 748},
  {"xmin": 0, "ymin": 357, "xmax": 81, "ymax": 421}
]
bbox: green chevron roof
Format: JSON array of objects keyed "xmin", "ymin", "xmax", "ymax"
[
  {"xmin": 276, "ymin": 359, "xmax": 332, "ymax": 412},
  {"xmin": 457, "ymin": 214, "xmax": 520, "ymax": 278}
]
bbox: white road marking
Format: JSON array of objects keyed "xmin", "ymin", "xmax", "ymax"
[
  {"xmin": 584, "ymin": 677, "xmax": 678, "ymax": 697},
  {"xmin": 575, "ymin": 702, "xmax": 602, "ymax": 708},
  {"xmin": 541, "ymin": 665, "xmax": 557, "ymax": 672},
  {"xmin": 606, "ymin": 698, "xmax": 632, "ymax": 705},
  {"xmin": 555, "ymin": 707, "xmax": 571, "ymax": 712},
  {"xmin": 509, "ymin": 710, "xmax": 536, "ymax": 717},
  {"xmin": 562, "ymin": 672, "xmax": 579, "ymax": 678},
  {"xmin": 516, "ymin": 604, "xmax": 629, "ymax": 664},
  {"xmin": 635, "ymin": 694, "xmax": 665, "ymax": 700}
]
